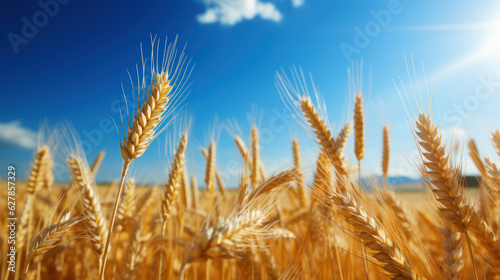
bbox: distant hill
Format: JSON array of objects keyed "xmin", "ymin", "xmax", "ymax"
[
  {"xmin": 360, "ymin": 175, "xmax": 481, "ymax": 191},
  {"xmin": 359, "ymin": 175, "xmax": 421, "ymax": 188}
]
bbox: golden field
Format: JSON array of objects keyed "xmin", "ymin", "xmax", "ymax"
[{"xmin": 1, "ymin": 41, "xmax": 500, "ymax": 280}]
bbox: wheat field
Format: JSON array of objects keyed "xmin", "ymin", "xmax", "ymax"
[{"xmin": 2, "ymin": 39, "xmax": 500, "ymax": 280}]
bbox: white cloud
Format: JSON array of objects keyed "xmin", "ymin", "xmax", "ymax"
[
  {"xmin": 197, "ymin": 0, "xmax": 283, "ymax": 25},
  {"xmin": 442, "ymin": 126, "xmax": 468, "ymax": 144},
  {"xmin": 0, "ymin": 121, "xmax": 36, "ymax": 149},
  {"xmin": 291, "ymin": 0, "xmax": 304, "ymax": 8}
]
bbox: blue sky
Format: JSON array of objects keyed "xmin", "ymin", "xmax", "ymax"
[{"xmin": 2, "ymin": 0, "xmax": 500, "ymax": 186}]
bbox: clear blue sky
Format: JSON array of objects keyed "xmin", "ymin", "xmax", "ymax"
[{"xmin": 2, "ymin": 0, "xmax": 500, "ymax": 186}]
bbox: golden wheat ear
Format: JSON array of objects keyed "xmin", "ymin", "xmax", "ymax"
[
  {"xmin": 468, "ymin": 211, "xmax": 500, "ymax": 272},
  {"xmin": 201, "ymin": 148, "xmax": 226, "ymax": 198},
  {"xmin": 18, "ymin": 145, "xmax": 53, "ymax": 249},
  {"xmin": 413, "ymin": 113, "xmax": 483, "ymax": 279},
  {"xmin": 275, "ymin": 68, "xmax": 348, "ymax": 176},
  {"xmin": 25, "ymin": 213, "xmax": 83, "ymax": 276},
  {"xmin": 439, "ymin": 220, "xmax": 464, "ymax": 280},
  {"xmin": 190, "ymin": 174, "xmax": 199, "ymax": 210},
  {"xmin": 250, "ymin": 125, "xmax": 261, "ymax": 187},
  {"xmin": 299, "ymin": 96, "xmax": 347, "ymax": 175},
  {"xmin": 122, "ymin": 221, "xmax": 152, "ymax": 279},
  {"xmin": 162, "ymin": 132, "xmax": 188, "ymax": 223},
  {"xmin": 328, "ymin": 190, "xmax": 416, "ymax": 280},
  {"xmin": 90, "ymin": 150, "xmax": 106, "ymax": 177},
  {"xmin": 100, "ymin": 37, "xmax": 192, "ymax": 280},
  {"xmin": 334, "ymin": 121, "xmax": 352, "ymax": 153},
  {"xmin": 382, "ymin": 125, "xmax": 390, "ymax": 182},
  {"xmin": 27, "ymin": 145, "xmax": 52, "ymax": 195},
  {"xmin": 491, "ymin": 129, "xmax": 500, "ymax": 158},
  {"xmin": 354, "ymin": 92, "xmax": 365, "ymax": 162},
  {"xmin": 119, "ymin": 37, "xmax": 192, "ymax": 162},
  {"xmin": 292, "ymin": 139, "xmax": 308, "ymax": 208},
  {"xmin": 67, "ymin": 155, "xmax": 108, "ymax": 268},
  {"xmin": 116, "ymin": 178, "xmax": 137, "ymax": 232},
  {"xmin": 183, "ymin": 209, "xmax": 265, "ymax": 264},
  {"xmin": 120, "ymin": 71, "xmax": 173, "ymax": 161},
  {"xmin": 246, "ymin": 169, "xmax": 300, "ymax": 205},
  {"xmin": 414, "ymin": 113, "xmax": 470, "ymax": 232},
  {"xmin": 179, "ymin": 168, "xmax": 192, "ymax": 209},
  {"xmin": 204, "ymin": 140, "xmax": 216, "ymax": 211}
]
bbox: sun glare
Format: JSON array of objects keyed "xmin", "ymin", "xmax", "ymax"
[{"xmin": 481, "ymin": 22, "xmax": 500, "ymax": 57}]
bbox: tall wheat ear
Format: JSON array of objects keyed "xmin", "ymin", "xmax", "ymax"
[
  {"xmin": 413, "ymin": 113, "xmax": 479, "ymax": 279},
  {"xmin": 100, "ymin": 36, "xmax": 192, "ymax": 280},
  {"xmin": 414, "ymin": 114, "xmax": 470, "ymax": 232},
  {"xmin": 354, "ymin": 92, "xmax": 365, "ymax": 163},
  {"xmin": 17, "ymin": 146, "xmax": 51, "ymax": 250},
  {"xmin": 382, "ymin": 125, "xmax": 390, "ymax": 182},
  {"xmin": 18, "ymin": 129, "xmax": 55, "ymax": 252},
  {"xmin": 159, "ymin": 131, "xmax": 188, "ymax": 279},
  {"xmin": 467, "ymin": 139, "xmax": 497, "ymax": 222},
  {"xmin": 275, "ymin": 68, "xmax": 348, "ymax": 176},
  {"xmin": 292, "ymin": 139, "xmax": 307, "ymax": 208},
  {"xmin": 116, "ymin": 178, "xmax": 137, "ymax": 232},
  {"xmin": 68, "ymin": 155, "xmax": 109, "ymax": 271},
  {"xmin": 204, "ymin": 141, "xmax": 216, "ymax": 211},
  {"xmin": 250, "ymin": 125, "xmax": 261, "ymax": 187}
]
